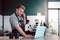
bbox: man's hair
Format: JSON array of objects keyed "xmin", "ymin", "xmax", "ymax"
[{"xmin": 16, "ymin": 5, "xmax": 25, "ymax": 10}]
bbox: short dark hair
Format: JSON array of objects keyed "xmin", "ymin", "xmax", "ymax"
[{"xmin": 16, "ymin": 5, "xmax": 25, "ymax": 10}]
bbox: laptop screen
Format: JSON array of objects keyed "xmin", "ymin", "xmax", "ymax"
[{"xmin": 35, "ymin": 26, "xmax": 46, "ymax": 38}]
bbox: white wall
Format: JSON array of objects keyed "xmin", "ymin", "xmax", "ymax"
[
  {"xmin": 0, "ymin": 15, "xmax": 2, "ymax": 30},
  {"xmin": 4, "ymin": 16, "xmax": 12, "ymax": 32},
  {"xmin": 27, "ymin": 16, "xmax": 37, "ymax": 27},
  {"xmin": 0, "ymin": 15, "xmax": 2, "ymax": 26},
  {"xmin": 27, "ymin": 15, "xmax": 45, "ymax": 27}
]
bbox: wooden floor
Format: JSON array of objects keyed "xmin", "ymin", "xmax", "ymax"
[{"xmin": 0, "ymin": 34, "xmax": 59, "ymax": 40}]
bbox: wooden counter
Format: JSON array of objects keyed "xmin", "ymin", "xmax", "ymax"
[{"xmin": 0, "ymin": 34, "xmax": 58, "ymax": 40}]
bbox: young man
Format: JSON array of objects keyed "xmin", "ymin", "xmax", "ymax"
[{"xmin": 9, "ymin": 5, "xmax": 33, "ymax": 39}]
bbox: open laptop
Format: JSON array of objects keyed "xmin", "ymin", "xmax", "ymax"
[
  {"xmin": 21, "ymin": 26, "xmax": 46, "ymax": 40},
  {"xmin": 34, "ymin": 26, "xmax": 46, "ymax": 38}
]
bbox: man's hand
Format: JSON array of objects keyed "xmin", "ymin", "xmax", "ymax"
[
  {"xmin": 22, "ymin": 13, "xmax": 26, "ymax": 25},
  {"xmin": 22, "ymin": 13, "xmax": 25, "ymax": 17},
  {"xmin": 23, "ymin": 13, "xmax": 25, "ymax": 17},
  {"xmin": 24, "ymin": 35, "xmax": 33, "ymax": 38}
]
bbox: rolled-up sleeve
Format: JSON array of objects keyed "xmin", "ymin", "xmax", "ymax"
[{"xmin": 10, "ymin": 16, "xmax": 19, "ymax": 27}]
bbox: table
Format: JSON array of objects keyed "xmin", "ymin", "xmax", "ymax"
[{"xmin": 0, "ymin": 34, "xmax": 58, "ymax": 40}]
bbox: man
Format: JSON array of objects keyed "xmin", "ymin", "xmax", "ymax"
[{"xmin": 9, "ymin": 5, "xmax": 33, "ymax": 39}]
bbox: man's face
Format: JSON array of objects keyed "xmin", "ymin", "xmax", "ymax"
[{"xmin": 16, "ymin": 8, "xmax": 24, "ymax": 16}]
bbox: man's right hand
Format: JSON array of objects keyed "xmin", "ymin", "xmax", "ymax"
[
  {"xmin": 15, "ymin": 25, "xmax": 33, "ymax": 38},
  {"xmin": 24, "ymin": 35, "xmax": 33, "ymax": 38}
]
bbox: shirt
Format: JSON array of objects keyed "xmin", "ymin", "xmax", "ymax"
[{"xmin": 9, "ymin": 13, "xmax": 24, "ymax": 29}]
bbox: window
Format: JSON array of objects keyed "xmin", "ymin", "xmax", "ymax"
[
  {"xmin": 48, "ymin": 2, "xmax": 60, "ymax": 35},
  {"xmin": 48, "ymin": 2, "xmax": 60, "ymax": 8}
]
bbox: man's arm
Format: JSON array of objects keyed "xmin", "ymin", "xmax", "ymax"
[
  {"xmin": 15, "ymin": 25, "xmax": 26, "ymax": 36},
  {"xmin": 24, "ymin": 16, "xmax": 26, "ymax": 25},
  {"xmin": 22, "ymin": 13, "xmax": 26, "ymax": 25},
  {"xmin": 15, "ymin": 25, "xmax": 33, "ymax": 38}
]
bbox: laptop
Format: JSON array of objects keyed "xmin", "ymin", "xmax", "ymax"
[
  {"xmin": 20, "ymin": 26, "xmax": 46, "ymax": 40},
  {"xmin": 34, "ymin": 26, "xmax": 46, "ymax": 38}
]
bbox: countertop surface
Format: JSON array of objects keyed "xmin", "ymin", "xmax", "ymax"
[{"xmin": 0, "ymin": 34, "xmax": 59, "ymax": 40}]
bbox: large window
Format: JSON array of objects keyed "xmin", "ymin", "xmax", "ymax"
[
  {"xmin": 48, "ymin": 2, "xmax": 60, "ymax": 35},
  {"xmin": 48, "ymin": 10, "xmax": 58, "ymax": 35}
]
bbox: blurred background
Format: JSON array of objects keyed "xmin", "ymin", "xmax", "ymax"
[{"xmin": 0, "ymin": 0, "xmax": 60, "ymax": 37}]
